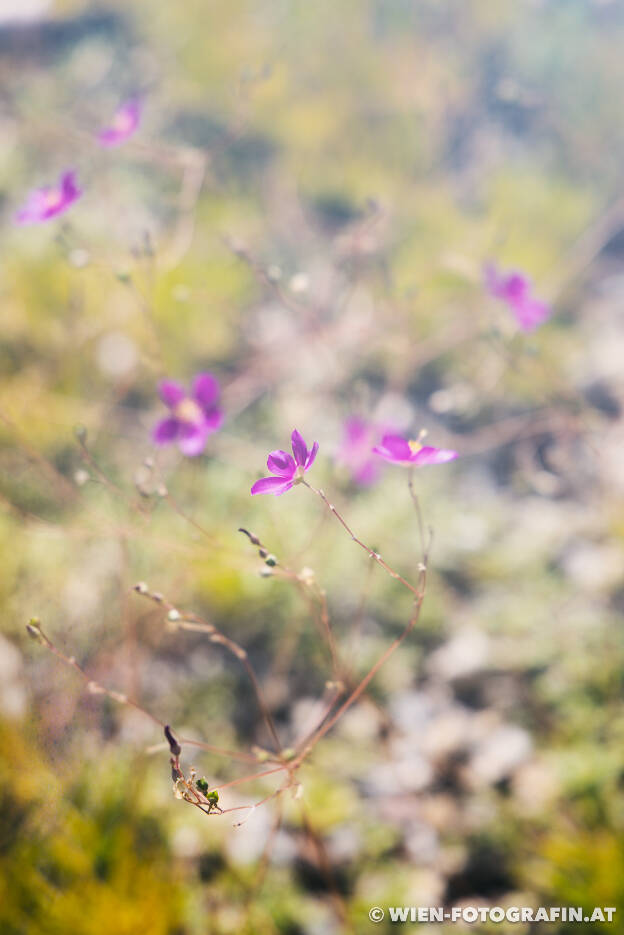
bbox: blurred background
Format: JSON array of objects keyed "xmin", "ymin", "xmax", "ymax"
[{"xmin": 2, "ymin": 0, "xmax": 624, "ymax": 932}]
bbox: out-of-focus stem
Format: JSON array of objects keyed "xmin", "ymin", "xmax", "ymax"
[
  {"xmin": 29, "ymin": 621, "xmax": 268, "ymax": 765},
  {"xmin": 134, "ymin": 586, "xmax": 283, "ymax": 754},
  {"xmin": 293, "ymin": 592, "xmax": 425, "ymax": 763},
  {"xmin": 27, "ymin": 621, "xmax": 165, "ymax": 728}
]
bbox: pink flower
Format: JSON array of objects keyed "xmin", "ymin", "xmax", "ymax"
[
  {"xmin": 251, "ymin": 429, "xmax": 319, "ymax": 496},
  {"xmin": 372, "ymin": 434, "xmax": 458, "ymax": 467},
  {"xmin": 97, "ymin": 99, "xmax": 141, "ymax": 147},
  {"xmin": 15, "ymin": 170, "xmax": 82, "ymax": 225},
  {"xmin": 337, "ymin": 417, "xmax": 383, "ymax": 485},
  {"xmin": 485, "ymin": 262, "xmax": 550, "ymax": 332},
  {"xmin": 152, "ymin": 373, "xmax": 223, "ymax": 457}
]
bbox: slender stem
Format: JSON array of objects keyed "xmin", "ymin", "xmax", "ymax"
[
  {"xmin": 28, "ymin": 622, "xmax": 164, "ymax": 727},
  {"xmin": 163, "ymin": 490, "xmax": 220, "ymax": 545},
  {"xmin": 0, "ymin": 407, "xmax": 75, "ymax": 503},
  {"xmin": 303, "ymin": 481, "xmax": 422, "ymax": 598},
  {"xmin": 135, "ymin": 586, "xmax": 282, "ymax": 754},
  {"xmin": 294, "ymin": 682, "xmax": 345, "ymax": 752},
  {"xmin": 212, "ymin": 765, "xmax": 287, "ymax": 793},
  {"xmin": 224, "ymin": 781, "xmax": 294, "ymax": 823},
  {"xmin": 300, "ymin": 804, "xmax": 354, "ymax": 932},
  {"xmin": 29, "ymin": 622, "xmax": 256, "ymax": 763},
  {"xmin": 177, "ymin": 738, "xmax": 259, "ymax": 763},
  {"xmin": 293, "ymin": 588, "xmax": 425, "ymax": 763},
  {"xmin": 407, "ymin": 469, "xmax": 434, "ymax": 568},
  {"xmin": 239, "ymin": 527, "xmax": 341, "ymax": 676},
  {"xmin": 244, "ymin": 802, "xmax": 284, "ymax": 904}
]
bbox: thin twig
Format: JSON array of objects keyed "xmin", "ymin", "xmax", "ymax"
[
  {"xmin": 303, "ymin": 481, "xmax": 422, "ymax": 598},
  {"xmin": 134, "ymin": 585, "xmax": 283, "ymax": 753}
]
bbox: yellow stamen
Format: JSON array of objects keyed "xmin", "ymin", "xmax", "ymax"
[
  {"xmin": 408, "ymin": 429, "xmax": 428, "ymax": 453},
  {"xmin": 175, "ymin": 398, "xmax": 203, "ymax": 424}
]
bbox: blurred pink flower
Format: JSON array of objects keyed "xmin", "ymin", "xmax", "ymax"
[
  {"xmin": 15, "ymin": 170, "xmax": 82, "ymax": 225},
  {"xmin": 152, "ymin": 373, "xmax": 223, "ymax": 457},
  {"xmin": 372, "ymin": 434, "xmax": 458, "ymax": 467},
  {"xmin": 251, "ymin": 429, "xmax": 319, "ymax": 496},
  {"xmin": 485, "ymin": 262, "xmax": 550, "ymax": 332},
  {"xmin": 337, "ymin": 417, "xmax": 383, "ymax": 485},
  {"xmin": 98, "ymin": 99, "xmax": 141, "ymax": 147}
]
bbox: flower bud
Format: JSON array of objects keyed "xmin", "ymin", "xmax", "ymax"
[
  {"xmin": 164, "ymin": 724, "xmax": 182, "ymax": 757},
  {"xmin": 26, "ymin": 619, "xmax": 44, "ymax": 643}
]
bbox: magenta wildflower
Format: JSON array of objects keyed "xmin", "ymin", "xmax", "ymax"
[
  {"xmin": 97, "ymin": 99, "xmax": 141, "ymax": 147},
  {"xmin": 251, "ymin": 429, "xmax": 319, "ymax": 496},
  {"xmin": 372, "ymin": 434, "xmax": 458, "ymax": 467},
  {"xmin": 484, "ymin": 262, "xmax": 550, "ymax": 332},
  {"xmin": 15, "ymin": 170, "xmax": 82, "ymax": 225},
  {"xmin": 337, "ymin": 417, "xmax": 384, "ymax": 486},
  {"xmin": 152, "ymin": 373, "xmax": 223, "ymax": 457}
]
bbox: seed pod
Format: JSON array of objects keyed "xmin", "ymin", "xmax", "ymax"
[{"xmin": 164, "ymin": 724, "xmax": 181, "ymax": 757}]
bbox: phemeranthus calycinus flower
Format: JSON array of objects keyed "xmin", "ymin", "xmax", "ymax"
[
  {"xmin": 15, "ymin": 170, "xmax": 82, "ymax": 225},
  {"xmin": 152, "ymin": 373, "xmax": 223, "ymax": 457},
  {"xmin": 251, "ymin": 430, "xmax": 319, "ymax": 496},
  {"xmin": 372, "ymin": 433, "xmax": 458, "ymax": 467},
  {"xmin": 484, "ymin": 262, "xmax": 550, "ymax": 332},
  {"xmin": 97, "ymin": 99, "xmax": 142, "ymax": 147}
]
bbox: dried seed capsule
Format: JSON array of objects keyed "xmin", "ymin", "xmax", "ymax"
[{"xmin": 164, "ymin": 724, "xmax": 181, "ymax": 757}]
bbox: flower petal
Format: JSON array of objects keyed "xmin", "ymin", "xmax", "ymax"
[
  {"xmin": 251, "ymin": 476, "xmax": 294, "ymax": 496},
  {"xmin": 178, "ymin": 422, "xmax": 208, "ymax": 457},
  {"xmin": 411, "ymin": 445, "xmax": 458, "ymax": 466},
  {"xmin": 485, "ymin": 263, "xmax": 528, "ymax": 302},
  {"xmin": 152, "ymin": 417, "xmax": 180, "ymax": 446},
  {"xmin": 485, "ymin": 263, "xmax": 549, "ymax": 331},
  {"xmin": 203, "ymin": 407, "xmax": 224, "ymax": 434},
  {"xmin": 353, "ymin": 459, "xmax": 381, "ymax": 485},
  {"xmin": 60, "ymin": 170, "xmax": 81, "ymax": 202},
  {"xmin": 267, "ymin": 450, "xmax": 296, "ymax": 477},
  {"xmin": 15, "ymin": 170, "xmax": 82, "ymax": 225},
  {"xmin": 504, "ymin": 272, "xmax": 529, "ymax": 302},
  {"xmin": 304, "ymin": 440, "xmax": 319, "ymax": 470},
  {"xmin": 513, "ymin": 297, "xmax": 550, "ymax": 332},
  {"xmin": 374, "ymin": 434, "xmax": 412, "ymax": 463},
  {"xmin": 192, "ymin": 372, "xmax": 220, "ymax": 409},
  {"xmin": 291, "ymin": 429, "xmax": 308, "ymax": 466},
  {"xmin": 158, "ymin": 379, "xmax": 186, "ymax": 408},
  {"xmin": 98, "ymin": 100, "xmax": 141, "ymax": 147},
  {"xmin": 344, "ymin": 417, "xmax": 367, "ymax": 443}
]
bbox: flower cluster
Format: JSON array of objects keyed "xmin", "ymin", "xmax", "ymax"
[
  {"xmin": 250, "ymin": 428, "xmax": 457, "ymax": 495},
  {"xmin": 14, "ymin": 96, "xmax": 462, "ymax": 485}
]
